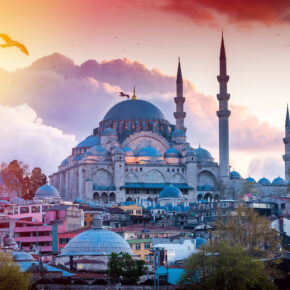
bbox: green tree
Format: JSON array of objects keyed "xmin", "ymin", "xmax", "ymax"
[
  {"xmin": 215, "ymin": 204, "xmax": 281, "ymax": 258},
  {"xmin": 107, "ymin": 252, "xmax": 147, "ymax": 284},
  {"xmin": 180, "ymin": 243, "xmax": 275, "ymax": 290},
  {"xmin": 0, "ymin": 251, "xmax": 31, "ymax": 290}
]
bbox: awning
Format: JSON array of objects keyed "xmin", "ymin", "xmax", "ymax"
[{"xmin": 120, "ymin": 183, "xmax": 193, "ymax": 190}]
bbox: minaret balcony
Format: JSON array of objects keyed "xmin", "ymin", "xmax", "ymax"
[
  {"xmin": 217, "ymin": 110, "xmax": 231, "ymax": 118},
  {"xmin": 174, "ymin": 112, "xmax": 186, "ymax": 118},
  {"xmin": 217, "ymin": 93, "xmax": 230, "ymax": 101},
  {"xmin": 283, "ymin": 137, "xmax": 290, "ymax": 144},
  {"xmin": 174, "ymin": 96, "xmax": 185, "ymax": 104}
]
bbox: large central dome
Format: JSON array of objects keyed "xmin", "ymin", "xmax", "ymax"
[{"xmin": 103, "ymin": 99, "xmax": 165, "ymax": 121}]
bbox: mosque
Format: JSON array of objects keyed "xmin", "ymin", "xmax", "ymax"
[{"xmin": 49, "ymin": 35, "xmax": 290, "ymax": 204}]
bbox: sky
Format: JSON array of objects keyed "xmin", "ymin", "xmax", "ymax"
[{"xmin": 0, "ymin": 0, "xmax": 289, "ymax": 180}]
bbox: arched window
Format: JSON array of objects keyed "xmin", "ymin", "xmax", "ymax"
[
  {"xmin": 109, "ymin": 192, "xmax": 116, "ymax": 202},
  {"xmin": 101, "ymin": 192, "xmax": 108, "ymax": 204}
]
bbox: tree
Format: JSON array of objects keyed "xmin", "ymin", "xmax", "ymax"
[
  {"xmin": 0, "ymin": 251, "xmax": 31, "ymax": 290},
  {"xmin": 180, "ymin": 243, "xmax": 275, "ymax": 290},
  {"xmin": 107, "ymin": 252, "xmax": 147, "ymax": 284},
  {"xmin": 215, "ymin": 204, "xmax": 281, "ymax": 258},
  {"xmin": 26, "ymin": 167, "xmax": 47, "ymax": 200},
  {"xmin": 238, "ymin": 181, "xmax": 258, "ymax": 199}
]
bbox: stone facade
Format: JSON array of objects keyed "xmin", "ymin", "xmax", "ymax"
[{"xmin": 49, "ymin": 35, "xmax": 288, "ymax": 205}]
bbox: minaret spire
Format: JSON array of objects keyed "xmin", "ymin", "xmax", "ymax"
[
  {"xmin": 217, "ymin": 32, "xmax": 231, "ymax": 181},
  {"xmin": 283, "ymin": 104, "xmax": 290, "ymax": 183},
  {"xmin": 174, "ymin": 58, "xmax": 186, "ymax": 132}
]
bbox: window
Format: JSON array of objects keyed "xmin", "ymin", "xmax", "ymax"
[
  {"xmin": 281, "ymin": 203, "xmax": 286, "ymax": 209},
  {"xmin": 135, "ymin": 244, "xmax": 141, "ymax": 250},
  {"xmin": 144, "ymin": 243, "xmax": 150, "ymax": 249},
  {"xmin": 32, "ymin": 206, "xmax": 40, "ymax": 213},
  {"xmin": 136, "ymin": 234, "xmax": 142, "ymax": 239},
  {"xmin": 145, "ymin": 254, "xmax": 152, "ymax": 262},
  {"xmin": 20, "ymin": 207, "xmax": 29, "ymax": 214}
]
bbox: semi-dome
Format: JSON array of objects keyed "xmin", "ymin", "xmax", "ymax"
[
  {"xmin": 35, "ymin": 184, "xmax": 60, "ymax": 198},
  {"xmin": 164, "ymin": 148, "xmax": 181, "ymax": 158},
  {"xmin": 60, "ymin": 158, "xmax": 68, "ymax": 167},
  {"xmin": 103, "ymin": 99, "xmax": 165, "ymax": 121},
  {"xmin": 85, "ymin": 145, "xmax": 108, "ymax": 157},
  {"xmin": 194, "ymin": 147, "xmax": 212, "ymax": 159},
  {"xmin": 272, "ymin": 177, "xmax": 286, "ymax": 186},
  {"xmin": 171, "ymin": 129, "xmax": 186, "ymax": 138},
  {"xmin": 137, "ymin": 146, "xmax": 162, "ymax": 157},
  {"xmin": 13, "ymin": 251, "xmax": 35, "ymax": 262},
  {"xmin": 246, "ymin": 177, "xmax": 256, "ymax": 183},
  {"xmin": 101, "ymin": 128, "xmax": 117, "ymax": 136},
  {"xmin": 184, "ymin": 147, "xmax": 196, "ymax": 157},
  {"xmin": 159, "ymin": 185, "xmax": 183, "ymax": 199},
  {"xmin": 230, "ymin": 171, "xmax": 241, "ymax": 180},
  {"xmin": 60, "ymin": 229, "xmax": 133, "ymax": 256},
  {"xmin": 258, "ymin": 177, "xmax": 271, "ymax": 186},
  {"xmin": 122, "ymin": 147, "xmax": 134, "ymax": 157},
  {"xmin": 112, "ymin": 147, "xmax": 124, "ymax": 154},
  {"xmin": 76, "ymin": 135, "xmax": 100, "ymax": 148}
]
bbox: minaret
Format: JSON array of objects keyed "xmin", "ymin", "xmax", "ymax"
[
  {"xmin": 174, "ymin": 58, "xmax": 186, "ymax": 131},
  {"xmin": 283, "ymin": 104, "xmax": 290, "ymax": 183},
  {"xmin": 217, "ymin": 33, "xmax": 230, "ymax": 180}
]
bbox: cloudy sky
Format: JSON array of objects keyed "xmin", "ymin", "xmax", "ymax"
[{"xmin": 0, "ymin": 0, "xmax": 289, "ymax": 180}]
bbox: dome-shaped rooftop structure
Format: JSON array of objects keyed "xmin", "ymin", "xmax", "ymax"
[
  {"xmin": 103, "ymin": 99, "xmax": 165, "ymax": 121},
  {"xmin": 76, "ymin": 135, "xmax": 100, "ymax": 148},
  {"xmin": 246, "ymin": 177, "xmax": 256, "ymax": 183},
  {"xmin": 137, "ymin": 146, "xmax": 162, "ymax": 157},
  {"xmin": 159, "ymin": 185, "xmax": 183, "ymax": 199},
  {"xmin": 230, "ymin": 171, "xmax": 241, "ymax": 180},
  {"xmin": 85, "ymin": 145, "xmax": 108, "ymax": 157},
  {"xmin": 101, "ymin": 128, "xmax": 117, "ymax": 136},
  {"xmin": 195, "ymin": 237, "xmax": 208, "ymax": 249},
  {"xmin": 122, "ymin": 147, "xmax": 134, "ymax": 157},
  {"xmin": 35, "ymin": 184, "xmax": 60, "ymax": 198},
  {"xmin": 258, "ymin": 177, "xmax": 271, "ymax": 186},
  {"xmin": 272, "ymin": 177, "xmax": 286, "ymax": 186},
  {"xmin": 194, "ymin": 146, "xmax": 212, "ymax": 159},
  {"xmin": 13, "ymin": 251, "xmax": 35, "ymax": 262},
  {"xmin": 60, "ymin": 158, "xmax": 68, "ymax": 167},
  {"xmin": 184, "ymin": 147, "xmax": 195, "ymax": 157},
  {"xmin": 164, "ymin": 148, "xmax": 181, "ymax": 158},
  {"xmin": 60, "ymin": 229, "xmax": 132, "ymax": 256},
  {"xmin": 171, "ymin": 129, "xmax": 186, "ymax": 138}
]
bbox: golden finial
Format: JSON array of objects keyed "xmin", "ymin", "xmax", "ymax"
[{"xmin": 132, "ymin": 85, "xmax": 137, "ymax": 99}]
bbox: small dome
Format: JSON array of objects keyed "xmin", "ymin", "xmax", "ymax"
[
  {"xmin": 184, "ymin": 147, "xmax": 196, "ymax": 157},
  {"xmin": 230, "ymin": 171, "xmax": 241, "ymax": 180},
  {"xmin": 85, "ymin": 145, "xmax": 108, "ymax": 157},
  {"xmin": 159, "ymin": 185, "xmax": 183, "ymax": 199},
  {"xmin": 258, "ymin": 177, "xmax": 271, "ymax": 186},
  {"xmin": 112, "ymin": 147, "xmax": 124, "ymax": 154},
  {"xmin": 164, "ymin": 148, "xmax": 181, "ymax": 158},
  {"xmin": 194, "ymin": 147, "xmax": 212, "ymax": 159},
  {"xmin": 76, "ymin": 135, "xmax": 100, "ymax": 148},
  {"xmin": 35, "ymin": 184, "xmax": 60, "ymax": 198},
  {"xmin": 122, "ymin": 147, "xmax": 134, "ymax": 157},
  {"xmin": 13, "ymin": 251, "xmax": 35, "ymax": 262},
  {"xmin": 272, "ymin": 177, "xmax": 286, "ymax": 186},
  {"xmin": 103, "ymin": 99, "xmax": 165, "ymax": 121},
  {"xmin": 60, "ymin": 229, "xmax": 133, "ymax": 256},
  {"xmin": 246, "ymin": 177, "xmax": 256, "ymax": 183},
  {"xmin": 74, "ymin": 198, "xmax": 83, "ymax": 203},
  {"xmin": 195, "ymin": 237, "xmax": 208, "ymax": 249},
  {"xmin": 61, "ymin": 158, "xmax": 68, "ymax": 167},
  {"xmin": 0, "ymin": 200, "xmax": 10, "ymax": 204},
  {"xmin": 101, "ymin": 128, "xmax": 117, "ymax": 136},
  {"xmin": 137, "ymin": 146, "xmax": 162, "ymax": 157},
  {"xmin": 202, "ymin": 184, "xmax": 212, "ymax": 191},
  {"xmin": 171, "ymin": 129, "xmax": 186, "ymax": 138}
]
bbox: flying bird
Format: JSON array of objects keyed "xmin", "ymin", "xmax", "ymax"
[
  {"xmin": 119, "ymin": 92, "xmax": 130, "ymax": 99},
  {"xmin": 0, "ymin": 34, "xmax": 29, "ymax": 55}
]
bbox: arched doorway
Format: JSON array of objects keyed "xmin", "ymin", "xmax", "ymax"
[
  {"xmin": 197, "ymin": 194, "xmax": 203, "ymax": 201},
  {"xmin": 204, "ymin": 192, "xmax": 213, "ymax": 202},
  {"xmin": 126, "ymin": 197, "xmax": 133, "ymax": 202},
  {"xmin": 214, "ymin": 194, "xmax": 220, "ymax": 201},
  {"xmin": 101, "ymin": 192, "xmax": 108, "ymax": 204},
  {"xmin": 109, "ymin": 192, "xmax": 116, "ymax": 203},
  {"xmin": 93, "ymin": 192, "xmax": 100, "ymax": 203}
]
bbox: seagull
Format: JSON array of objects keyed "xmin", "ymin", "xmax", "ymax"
[
  {"xmin": 119, "ymin": 92, "xmax": 130, "ymax": 99},
  {"xmin": 0, "ymin": 34, "xmax": 29, "ymax": 55}
]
